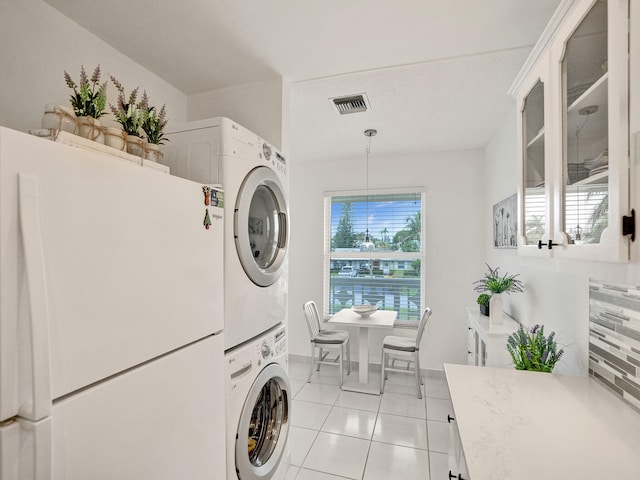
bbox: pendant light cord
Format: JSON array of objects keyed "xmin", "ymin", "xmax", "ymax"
[{"xmin": 366, "ymin": 136, "xmax": 371, "ymax": 239}]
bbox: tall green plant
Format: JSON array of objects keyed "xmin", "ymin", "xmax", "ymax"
[
  {"xmin": 109, "ymin": 76, "xmax": 146, "ymax": 136},
  {"xmin": 139, "ymin": 91, "xmax": 168, "ymax": 145},
  {"xmin": 64, "ymin": 65, "xmax": 107, "ymax": 118},
  {"xmin": 473, "ymin": 264, "xmax": 524, "ymax": 295},
  {"xmin": 507, "ymin": 324, "xmax": 564, "ymax": 372}
]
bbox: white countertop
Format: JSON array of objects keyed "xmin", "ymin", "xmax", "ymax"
[{"xmin": 444, "ymin": 363, "xmax": 640, "ymax": 480}]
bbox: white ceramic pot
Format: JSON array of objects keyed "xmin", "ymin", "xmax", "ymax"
[
  {"xmin": 41, "ymin": 104, "xmax": 77, "ymax": 134},
  {"xmin": 489, "ymin": 293, "xmax": 503, "ymax": 325},
  {"xmin": 126, "ymin": 135, "xmax": 145, "ymax": 157},
  {"xmin": 102, "ymin": 127, "xmax": 127, "ymax": 151},
  {"xmin": 144, "ymin": 142, "xmax": 163, "ymax": 162},
  {"xmin": 77, "ymin": 116, "xmax": 103, "ymax": 143}
]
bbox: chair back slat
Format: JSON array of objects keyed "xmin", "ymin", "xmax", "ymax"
[
  {"xmin": 415, "ymin": 307, "xmax": 432, "ymax": 348},
  {"xmin": 303, "ymin": 301, "xmax": 321, "ymax": 340}
]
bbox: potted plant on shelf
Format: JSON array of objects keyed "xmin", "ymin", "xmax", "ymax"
[
  {"xmin": 139, "ymin": 91, "xmax": 168, "ymax": 162},
  {"xmin": 507, "ymin": 324, "xmax": 564, "ymax": 372},
  {"xmin": 64, "ymin": 65, "xmax": 107, "ymax": 142},
  {"xmin": 476, "ymin": 293, "xmax": 491, "ymax": 316},
  {"xmin": 473, "ymin": 264, "xmax": 524, "ymax": 324},
  {"xmin": 109, "ymin": 75, "xmax": 146, "ymax": 156}
]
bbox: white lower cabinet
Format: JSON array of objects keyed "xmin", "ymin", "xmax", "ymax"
[
  {"xmin": 466, "ymin": 307, "xmax": 519, "ymax": 368},
  {"xmin": 447, "ymin": 413, "xmax": 469, "ymax": 480}
]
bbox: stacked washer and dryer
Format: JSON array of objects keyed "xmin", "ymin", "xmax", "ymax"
[{"xmin": 161, "ymin": 117, "xmax": 291, "ymax": 480}]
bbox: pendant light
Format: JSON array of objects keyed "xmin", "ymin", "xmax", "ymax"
[{"xmin": 361, "ymin": 128, "xmax": 377, "ymax": 252}]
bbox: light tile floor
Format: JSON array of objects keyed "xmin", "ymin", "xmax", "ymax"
[{"xmin": 285, "ymin": 358, "xmax": 453, "ymax": 480}]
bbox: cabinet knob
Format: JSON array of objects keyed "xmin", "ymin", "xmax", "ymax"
[
  {"xmin": 447, "ymin": 414, "xmax": 455, "ymax": 423},
  {"xmin": 448, "ymin": 471, "xmax": 457, "ymax": 480}
]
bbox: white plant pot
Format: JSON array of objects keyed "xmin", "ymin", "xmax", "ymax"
[
  {"xmin": 489, "ymin": 293, "xmax": 503, "ymax": 325},
  {"xmin": 41, "ymin": 104, "xmax": 77, "ymax": 134},
  {"xmin": 77, "ymin": 116, "xmax": 103, "ymax": 143},
  {"xmin": 144, "ymin": 142, "xmax": 163, "ymax": 162},
  {"xmin": 126, "ymin": 135, "xmax": 144, "ymax": 157},
  {"xmin": 102, "ymin": 127, "xmax": 127, "ymax": 151}
]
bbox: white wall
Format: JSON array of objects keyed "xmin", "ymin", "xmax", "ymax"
[
  {"xmin": 0, "ymin": 0, "xmax": 187, "ymax": 134},
  {"xmin": 288, "ymin": 149, "xmax": 486, "ymax": 371},
  {"xmin": 187, "ymin": 78, "xmax": 284, "ymax": 149}
]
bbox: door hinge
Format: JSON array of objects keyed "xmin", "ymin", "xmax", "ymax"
[{"xmin": 622, "ymin": 209, "xmax": 635, "ymax": 241}]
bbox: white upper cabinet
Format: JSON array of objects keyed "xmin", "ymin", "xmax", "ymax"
[{"xmin": 511, "ymin": 0, "xmax": 632, "ymax": 262}]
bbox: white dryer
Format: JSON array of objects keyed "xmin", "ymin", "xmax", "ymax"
[
  {"xmin": 225, "ymin": 323, "xmax": 291, "ymax": 480},
  {"xmin": 161, "ymin": 118, "xmax": 289, "ymax": 349}
]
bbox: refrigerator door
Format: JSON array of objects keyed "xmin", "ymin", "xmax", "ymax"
[
  {"xmin": 1, "ymin": 334, "xmax": 225, "ymax": 480},
  {"xmin": 0, "ymin": 128, "xmax": 224, "ymax": 421}
]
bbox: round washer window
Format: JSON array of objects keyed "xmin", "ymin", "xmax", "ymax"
[
  {"xmin": 247, "ymin": 378, "xmax": 287, "ymax": 467},
  {"xmin": 248, "ymin": 185, "xmax": 280, "ymax": 270}
]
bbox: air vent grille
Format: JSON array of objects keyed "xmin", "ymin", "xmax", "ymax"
[{"xmin": 330, "ymin": 94, "xmax": 370, "ymax": 115}]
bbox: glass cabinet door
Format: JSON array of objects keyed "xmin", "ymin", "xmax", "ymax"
[
  {"xmin": 521, "ymin": 79, "xmax": 546, "ymax": 246},
  {"xmin": 561, "ymin": 0, "xmax": 608, "ymax": 245}
]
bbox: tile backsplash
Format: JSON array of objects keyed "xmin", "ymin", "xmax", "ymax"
[{"xmin": 589, "ymin": 279, "xmax": 640, "ymax": 410}]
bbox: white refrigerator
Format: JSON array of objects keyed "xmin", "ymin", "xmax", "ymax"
[{"xmin": 0, "ymin": 127, "xmax": 226, "ymax": 479}]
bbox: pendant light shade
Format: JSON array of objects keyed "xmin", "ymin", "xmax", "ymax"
[{"xmin": 361, "ymin": 129, "xmax": 377, "ymax": 252}]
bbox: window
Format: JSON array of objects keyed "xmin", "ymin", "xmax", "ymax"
[{"xmin": 323, "ymin": 189, "xmax": 426, "ymax": 323}]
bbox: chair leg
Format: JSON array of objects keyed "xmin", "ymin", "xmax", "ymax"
[
  {"xmin": 307, "ymin": 344, "xmax": 315, "ymax": 383},
  {"xmin": 316, "ymin": 347, "xmax": 323, "ymax": 372},
  {"xmin": 346, "ymin": 341, "xmax": 352, "ymax": 374},
  {"xmin": 338, "ymin": 346, "xmax": 344, "ymax": 387},
  {"xmin": 414, "ymin": 352, "xmax": 422, "ymax": 399},
  {"xmin": 415, "ymin": 351, "xmax": 424, "ymax": 385},
  {"xmin": 380, "ymin": 350, "xmax": 386, "ymax": 394}
]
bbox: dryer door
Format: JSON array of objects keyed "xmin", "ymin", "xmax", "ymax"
[
  {"xmin": 234, "ymin": 166, "xmax": 288, "ymax": 287},
  {"xmin": 235, "ymin": 363, "xmax": 290, "ymax": 480}
]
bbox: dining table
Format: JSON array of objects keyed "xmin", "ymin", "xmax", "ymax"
[{"xmin": 328, "ymin": 308, "xmax": 397, "ymax": 395}]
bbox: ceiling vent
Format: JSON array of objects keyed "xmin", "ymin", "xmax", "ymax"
[{"xmin": 329, "ymin": 93, "xmax": 370, "ymax": 115}]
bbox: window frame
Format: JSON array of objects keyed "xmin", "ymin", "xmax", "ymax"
[{"xmin": 323, "ymin": 187, "xmax": 427, "ymax": 323}]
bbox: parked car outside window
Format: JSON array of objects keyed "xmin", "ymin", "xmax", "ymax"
[{"xmin": 338, "ymin": 266, "xmax": 357, "ymax": 277}]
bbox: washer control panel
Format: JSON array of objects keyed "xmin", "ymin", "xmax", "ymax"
[{"xmin": 254, "ymin": 324, "xmax": 287, "ymax": 363}]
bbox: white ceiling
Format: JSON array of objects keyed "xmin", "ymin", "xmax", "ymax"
[{"xmin": 45, "ymin": 0, "xmax": 561, "ymax": 161}]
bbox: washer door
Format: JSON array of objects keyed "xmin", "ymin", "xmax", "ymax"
[
  {"xmin": 235, "ymin": 363, "xmax": 290, "ymax": 480},
  {"xmin": 234, "ymin": 167, "xmax": 288, "ymax": 287}
]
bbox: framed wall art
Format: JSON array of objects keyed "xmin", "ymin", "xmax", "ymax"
[{"xmin": 493, "ymin": 194, "xmax": 517, "ymax": 248}]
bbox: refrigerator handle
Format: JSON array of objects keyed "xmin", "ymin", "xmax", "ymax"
[{"xmin": 17, "ymin": 175, "xmax": 52, "ymax": 421}]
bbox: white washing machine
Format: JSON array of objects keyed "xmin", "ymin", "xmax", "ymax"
[
  {"xmin": 161, "ymin": 117, "xmax": 289, "ymax": 350},
  {"xmin": 225, "ymin": 323, "xmax": 291, "ymax": 480}
]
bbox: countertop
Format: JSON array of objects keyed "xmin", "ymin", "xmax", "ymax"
[{"xmin": 444, "ymin": 363, "xmax": 640, "ymax": 480}]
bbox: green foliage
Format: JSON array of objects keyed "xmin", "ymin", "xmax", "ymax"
[
  {"xmin": 332, "ymin": 202, "xmax": 357, "ymax": 249},
  {"xmin": 108, "ymin": 76, "xmax": 146, "ymax": 136},
  {"xmin": 476, "ymin": 293, "xmax": 491, "ymax": 306},
  {"xmin": 141, "ymin": 103, "xmax": 169, "ymax": 144},
  {"xmin": 507, "ymin": 325, "xmax": 564, "ymax": 372},
  {"xmin": 473, "ymin": 264, "xmax": 524, "ymax": 295},
  {"xmin": 64, "ymin": 65, "xmax": 107, "ymax": 118}
]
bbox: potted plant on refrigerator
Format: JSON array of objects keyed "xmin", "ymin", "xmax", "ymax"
[
  {"xmin": 108, "ymin": 76, "xmax": 146, "ymax": 156},
  {"xmin": 64, "ymin": 65, "xmax": 107, "ymax": 142},
  {"xmin": 140, "ymin": 91, "xmax": 168, "ymax": 162}
]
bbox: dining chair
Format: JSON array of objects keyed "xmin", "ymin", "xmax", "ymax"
[
  {"xmin": 303, "ymin": 300, "xmax": 351, "ymax": 387},
  {"xmin": 380, "ymin": 307, "xmax": 432, "ymax": 399}
]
